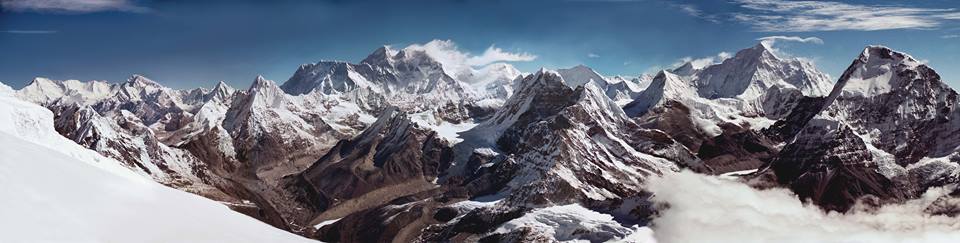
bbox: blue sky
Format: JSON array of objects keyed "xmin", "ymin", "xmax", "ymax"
[{"xmin": 1, "ymin": 0, "xmax": 959, "ymax": 89}]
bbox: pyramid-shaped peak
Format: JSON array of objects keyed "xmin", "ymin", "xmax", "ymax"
[
  {"xmin": 671, "ymin": 62, "xmax": 697, "ymax": 76},
  {"xmin": 211, "ymin": 80, "xmax": 236, "ymax": 93},
  {"xmin": 249, "ymin": 75, "xmax": 277, "ymax": 91},
  {"xmin": 858, "ymin": 45, "xmax": 922, "ymax": 67},
  {"xmin": 568, "ymin": 64, "xmax": 592, "ymax": 70},
  {"xmin": 214, "ymin": 80, "xmax": 230, "ymax": 89},
  {"xmin": 126, "ymin": 74, "xmax": 160, "ymax": 86},
  {"xmin": 361, "ymin": 45, "xmax": 399, "ymax": 66},
  {"xmin": 28, "ymin": 77, "xmax": 59, "ymax": 86},
  {"xmin": 734, "ymin": 42, "xmax": 779, "ymax": 61}
]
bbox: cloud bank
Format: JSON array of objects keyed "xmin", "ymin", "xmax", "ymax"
[
  {"xmin": 403, "ymin": 40, "xmax": 534, "ymax": 83},
  {"xmin": 731, "ymin": 0, "xmax": 960, "ymax": 32},
  {"xmin": 757, "ymin": 36, "xmax": 824, "ymax": 45},
  {"xmin": 647, "ymin": 171, "xmax": 960, "ymax": 243},
  {"xmin": 670, "ymin": 51, "xmax": 733, "ymax": 70},
  {"xmin": 1, "ymin": 0, "xmax": 148, "ymax": 13}
]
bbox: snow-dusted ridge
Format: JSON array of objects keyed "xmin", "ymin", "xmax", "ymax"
[
  {"xmin": 0, "ymin": 82, "xmax": 315, "ymax": 243},
  {"xmin": 9, "ymin": 40, "xmax": 960, "ymax": 242}
]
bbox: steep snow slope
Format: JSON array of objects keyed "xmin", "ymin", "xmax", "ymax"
[{"xmin": 0, "ymin": 83, "xmax": 314, "ymax": 243}]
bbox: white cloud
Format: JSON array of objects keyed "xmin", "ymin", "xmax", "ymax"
[
  {"xmin": 588, "ymin": 53, "xmax": 600, "ymax": 58},
  {"xmin": 1, "ymin": 0, "xmax": 149, "ymax": 13},
  {"xmin": 732, "ymin": 0, "xmax": 960, "ymax": 32},
  {"xmin": 757, "ymin": 36, "xmax": 824, "ymax": 45},
  {"xmin": 672, "ymin": 3, "xmax": 719, "ymax": 23},
  {"xmin": 670, "ymin": 51, "xmax": 733, "ymax": 70},
  {"xmin": 403, "ymin": 39, "xmax": 535, "ymax": 84},
  {"xmin": 648, "ymin": 171, "xmax": 960, "ymax": 243},
  {"xmin": 2, "ymin": 30, "xmax": 57, "ymax": 34},
  {"xmin": 466, "ymin": 45, "xmax": 537, "ymax": 67},
  {"xmin": 717, "ymin": 51, "xmax": 733, "ymax": 60},
  {"xmin": 754, "ymin": 36, "xmax": 823, "ymax": 59},
  {"xmin": 943, "ymin": 34, "xmax": 960, "ymax": 39}
]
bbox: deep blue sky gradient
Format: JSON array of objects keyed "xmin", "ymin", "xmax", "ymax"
[{"xmin": 1, "ymin": 0, "xmax": 958, "ymax": 89}]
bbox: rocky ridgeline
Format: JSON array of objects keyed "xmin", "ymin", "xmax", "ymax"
[{"xmin": 12, "ymin": 42, "xmax": 960, "ymax": 242}]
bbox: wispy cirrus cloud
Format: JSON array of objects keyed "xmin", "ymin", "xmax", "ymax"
[
  {"xmin": 757, "ymin": 36, "xmax": 824, "ymax": 45},
  {"xmin": 0, "ymin": 0, "xmax": 149, "ymax": 13},
  {"xmin": 2, "ymin": 30, "xmax": 57, "ymax": 34},
  {"xmin": 670, "ymin": 3, "xmax": 720, "ymax": 23},
  {"xmin": 756, "ymin": 35, "xmax": 824, "ymax": 59},
  {"xmin": 731, "ymin": 0, "xmax": 960, "ymax": 32}
]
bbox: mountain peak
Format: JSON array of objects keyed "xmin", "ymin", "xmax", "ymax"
[
  {"xmin": 738, "ymin": 42, "xmax": 779, "ymax": 61},
  {"xmin": 249, "ymin": 75, "xmax": 275, "ymax": 91},
  {"xmin": 214, "ymin": 80, "xmax": 230, "ymax": 89},
  {"xmin": 361, "ymin": 46, "xmax": 398, "ymax": 67},
  {"xmin": 671, "ymin": 62, "xmax": 697, "ymax": 76},
  {"xmin": 858, "ymin": 45, "xmax": 922, "ymax": 68},
  {"xmin": 125, "ymin": 74, "xmax": 160, "ymax": 87},
  {"xmin": 624, "ymin": 70, "xmax": 695, "ymax": 117},
  {"xmin": 832, "ymin": 46, "xmax": 932, "ymax": 98},
  {"xmin": 557, "ymin": 65, "xmax": 606, "ymax": 89},
  {"xmin": 25, "ymin": 77, "xmax": 61, "ymax": 89},
  {"xmin": 207, "ymin": 80, "xmax": 236, "ymax": 101}
]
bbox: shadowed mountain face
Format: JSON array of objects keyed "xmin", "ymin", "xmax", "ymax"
[
  {"xmin": 768, "ymin": 46, "xmax": 960, "ymax": 211},
  {"xmin": 284, "ymin": 107, "xmax": 455, "ymax": 224},
  {"xmin": 622, "ymin": 43, "xmax": 834, "ymax": 174}
]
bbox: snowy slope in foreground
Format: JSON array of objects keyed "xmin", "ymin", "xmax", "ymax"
[{"xmin": 0, "ymin": 84, "xmax": 315, "ymax": 243}]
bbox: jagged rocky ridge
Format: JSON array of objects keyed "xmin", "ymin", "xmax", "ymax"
[
  {"xmin": 623, "ymin": 43, "xmax": 834, "ymax": 174},
  {"xmin": 11, "ymin": 41, "xmax": 960, "ymax": 242}
]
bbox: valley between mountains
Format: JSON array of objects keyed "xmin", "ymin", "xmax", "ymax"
[{"xmin": 3, "ymin": 40, "xmax": 960, "ymax": 242}]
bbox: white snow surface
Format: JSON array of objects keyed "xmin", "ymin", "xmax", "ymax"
[
  {"xmin": 492, "ymin": 204, "xmax": 656, "ymax": 243},
  {"xmin": 410, "ymin": 111, "xmax": 478, "ymax": 144},
  {"xmin": 0, "ymin": 83, "xmax": 315, "ymax": 243},
  {"xmin": 836, "ymin": 45, "xmax": 925, "ymax": 98}
]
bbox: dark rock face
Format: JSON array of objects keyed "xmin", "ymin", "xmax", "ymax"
[
  {"xmin": 762, "ymin": 96, "xmax": 827, "ymax": 142},
  {"xmin": 474, "ymin": 70, "xmax": 699, "ymax": 207},
  {"xmin": 632, "ymin": 99, "xmax": 778, "ymax": 174},
  {"xmin": 696, "ymin": 125, "xmax": 778, "ymax": 174},
  {"xmin": 418, "ymin": 206, "xmax": 528, "ymax": 242},
  {"xmin": 772, "ymin": 122, "xmax": 909, "ymax": 211},
  {"xmin": 285, "ymin": 107, "xmax": 455, "ymax": 227}
]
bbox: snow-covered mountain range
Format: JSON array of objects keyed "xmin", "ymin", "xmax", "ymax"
[{"xmin": 4, "ymin": 41, "xmax": 960, "ymax": 242}]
